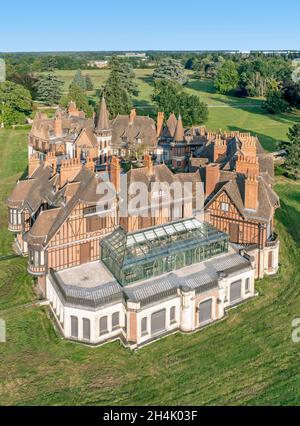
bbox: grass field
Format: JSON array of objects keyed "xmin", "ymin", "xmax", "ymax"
[
  {"xmin": 0, "ymin": 90, "xmax": 300, "ymax": 405},
  {"xmin": 53, "ymin": 68, "xmax": 300, "ymax": 152}
]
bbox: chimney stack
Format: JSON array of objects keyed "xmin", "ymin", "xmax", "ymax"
[
  {"xmin": 156, "ymin": 112, "xmax": 164, "ymax": 138},
  {"xmin": 45, "ymin": 152, "xmax": 57, "ymax": 175},
  {"xmin": 60, "ymin": 158, "xmax": 82, "ymax": 187},
  {"xmin": 129, "ymin": 109, "xmax": 137, "ymax": 124},
  {"xmin": 110, "ymin": 156, "xmax": 121, "ymax": 193},
  {"xmin": 85, "ymin": 157, "xmax": 95, "ymax": 173},
  {"xmin": 244, "ymin": 171, "xmax": 258, "ymax": 211},
  {"xmin": 143, "ymin": 154, "xmax": 153, "ymax": 176},
  {"xmin": 29, "ymin": 153, "xmax": 41, "ymax": 177},
  {"xmin": 54, "ymin": 112, "xmax": 63, "ymax": 137},
  {"xmin": 213, "ymin": 135, "xmax": 227, "ymax": 162},
  {"xmin": 205, "ymin": 164, "xmax": 220, "ymax": 198},
  {"xmin": 68, "ymin": 101, "xmax": 79, "ymax": 117}
]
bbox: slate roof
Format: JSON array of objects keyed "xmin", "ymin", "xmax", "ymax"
[
  {"xmin": 24, "ymin": 167, "xmax": 114, "ymax": 248},
  {"xmin": 6, "ymin": 164, "xmax": 57, "ymax": 213},
  {"xmin": 110, "ymin": 114, "xmax": 157, "ymax": 149}
]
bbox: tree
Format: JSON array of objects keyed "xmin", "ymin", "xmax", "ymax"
[
  {"xmin": 193, "ymin": 55, "xmax": 225, "ymax": 80},
  {"xmin": 35, "ymin": 73, "xmax": 63, "ymax": 105},
  {"xmin": 108, "ymin": 57, "xmax": 138, "ymax": 96},
  {"xmin": 180, "ymin": 93, "xmax": 208, "ymax": 126},
  {"xmin": 60, "ymin": 84, "xmax": 93, "ymax": 117},
  {"xmin": 152, "ymin": 79, "xmax": 208, "ymax": 126},
  {"xmin": 262, "ymin": 89, "xmax": 291, "ymax": 114},
  {"xmin": 152, "ymin": 79, "xmax": 181, "ymax": 116},
  {"xmin": 280, "ymin": 124, "xmax": 300, "ymax": 179},
  {"xmin": 85, "ymin": 74, "xmax": 94, "ymax": 91},
  {"xmin": 215, "ymin": 61, "xmax": 239, "ymax": 94},
  {"xmin": 153, "ymin": 58, "xmax": 187, "ymax": 85},
  {"xmin": 282, "ymin": 81, "xmax": 300, "ymax": 108},
  {"xmin": 8, "ymin": 72, "xmax": 39, "ymax": 99},
  {"xmin": 0, "ymin": 81, "xmax": 32, "ymax": 126},
  {"xmin": 102, "ymin": 72, "xmax": 132, "ymax": 117},
  {"xmin": 71, "ymin": 70, "xmax": 87, "ymax": 90},
  {"xmin": 102, "ymin": 57, "xmax": 138, "ymax": 116}
]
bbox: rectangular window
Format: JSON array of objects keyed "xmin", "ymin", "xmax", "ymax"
[
  {"xmin": 40, "ymin": 251, "xmax": 45, "ymax": 266},
  {"xmin": 34, "ymin": 251, "xmax": 39, "ymax": 267},
  {"xmin": 112, "ymin": 312, "xmax": 120, "ymax": 330},
  {"xmin": 245, "ymin": 278, "xmax": 251, "ymax": 294},
  {"xmin": 141, "ymin": 317, "xmax": 148, "ymax": 336},
  {"xmin": 71, "ymin": 316, "xmax": 78, "ymax": 338},
  {"xmin": 221, "ymin": 202, "xmax": 229, "ymax": 212},
  {"xmin": 99, "ymin": 316, "xmax": 108, "ymax": 336},
  {"xmin": 170, "ymin": 306, "xmax": 176, "ymax": 324},
  {"xmin": 82, "ymin": 318, "xmax": 90, "ymax": 341}
]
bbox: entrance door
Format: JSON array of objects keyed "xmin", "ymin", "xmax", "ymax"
[
  {"xmin": 199, "ymin": 299, "xmax": 213, "ymax": 325},
  {"xmin": 230, "ymin": 280, "xmax": 242, "ymax": 303},
  {"xmin": 151, "ymin": 309, "xmax": 166, "ymax": 336},
  {"xmin": 80, "ymin": 242, "xmax": 90, "ymax": 264},
  {"xmin": 229, "ymin": 223, "xmax": 239, "ymax": 243}
]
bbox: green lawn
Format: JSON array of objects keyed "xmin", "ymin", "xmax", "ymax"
[{"xmin": 0, "ymin": 101, "xmax": 300, "ymax": 405}]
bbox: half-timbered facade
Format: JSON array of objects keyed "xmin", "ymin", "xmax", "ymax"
[{"xmin": 6, "ymin": 117, "xmax": 280, "ymax": 348}]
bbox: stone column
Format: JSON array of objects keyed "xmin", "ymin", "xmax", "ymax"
[{"xmin": 180, "ymin": 285, "xmax": 195, "ymax": 332}]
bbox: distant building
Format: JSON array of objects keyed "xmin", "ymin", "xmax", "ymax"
[{"xmin": 87, "ymin": 60, "xmax": 108, "ymax": 68}]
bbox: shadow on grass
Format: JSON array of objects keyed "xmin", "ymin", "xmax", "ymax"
[
  {"xmin": 275, "ymin": 197, "xmax": 300, "ymax": 248},
  {"xmin": 186, "ymin": 79, "xmax": 217, "ymax": 94},
  {"xmin": 228, "ymin": 125, "xmax": 280, "ymax": 152}
]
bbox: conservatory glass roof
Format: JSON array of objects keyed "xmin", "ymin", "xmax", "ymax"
[{"xmin": 100, "ymin": 218, "xmax": 228, "ymax": 268}]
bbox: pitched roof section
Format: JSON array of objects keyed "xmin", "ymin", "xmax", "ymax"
[
  {"xmin": 6, "ymin": 165, "xmax": 56, "ymax": 213},
  {"xmin": 24, "ymin": 167, "xmax": 114, "ymax": 248},
  {"xmin": 110, "ymin": 114, "xmax": 157, "ymax": 148},
  {"xmin": 96, "ymin": 97, "xmax": 110, "ymax": 131},
  {"xmin": 205, "ymin": 174, "xmax": 279, "ymax": 222},
  {"xmin": 174, "ymin": 114, "xmax": 184, "ymax": 142}
]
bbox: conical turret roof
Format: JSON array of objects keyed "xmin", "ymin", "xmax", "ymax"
[
  {"xmin": 174, "ymin": 114, "xmax": 184, "ymax": 142},
  {"xmin": 96, "ymin": 96, "xmax": 110, "ymax": 130}
]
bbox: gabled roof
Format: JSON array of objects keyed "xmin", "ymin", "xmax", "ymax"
[
  {"xmin": 6, "ymin": 165, "xmax": 56, "ymax": 213},
  {"xmin": 205, "ymin": 174, "xmax": 279, "ymax": 222},
  {"xmin": 110, "ymin": 114, "xmax": 157, "ymax": 148},
  {"xmin": 24, "ymin": 167, "xmax": 114, "ymax": 248}
]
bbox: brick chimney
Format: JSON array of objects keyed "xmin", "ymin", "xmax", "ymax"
[
  {"xmin": 205, "ymin": 164, "xmax": 220, "ymax": 198},
  {"xmin": 129, "ymin": 109, "xmax": 137, "ymax": 124},
  {"xmin": 68, "ymin": 101, "xmax": 79, "ymax": 117},
  {"xmin": 236, "ymin": 153, "xmax": 259, "ymax": 176},
  {"xmin": 54, "ymin": 113, "xmax": 63, "ymax": 137},
  {"xmin": 244, "ymin": 171, "xmax": 258, "ymax": 211},
  {"xmin": 110, "ymin": 156, "xmax": 121, "ymax": 193},
  {"xmin": 143, "ymin": 154, "xmax": 153, "ymax": 176},
  {"xmin": 45, "ymin": 152, "xmax": 57, "ymax": 175},
  {"xmin": 60, "ymin": 158, "xmax": 82, "ymax": 187},
  {"xmin": 156, "ymin": 112, "xmax": 164, "ymax": 137},
  {"xmin": 85, "ymin": 157, "xmax": 95, "ymax": 173},
  {"xmin": 213, "ymin": 135, "xmax": 227, "ymax": 162},
  {"xmin": 240, "ymin": 135, "xmax": 257, "ymax": 158},
  {"xmin": 29, "ymin": 153, "xmax": 41, "ymax": 177}
]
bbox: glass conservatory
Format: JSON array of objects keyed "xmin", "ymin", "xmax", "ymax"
[{"xmin": 100, "ymin": 218, "xmax": 229, "ymax": 286}]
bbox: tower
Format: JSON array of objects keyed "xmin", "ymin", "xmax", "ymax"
[{"xmin": 94, "ymin": 97, "xmax": 112, "ymax": 164}]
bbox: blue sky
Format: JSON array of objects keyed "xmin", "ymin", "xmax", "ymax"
[{"xmin": 0, "ymin": 0, "xmax": 299, "ymax": 52}]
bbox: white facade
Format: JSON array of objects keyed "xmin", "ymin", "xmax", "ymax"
[{"xmin": 46, "ymin": 261, "xmax": 256, "ymax": 349}]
